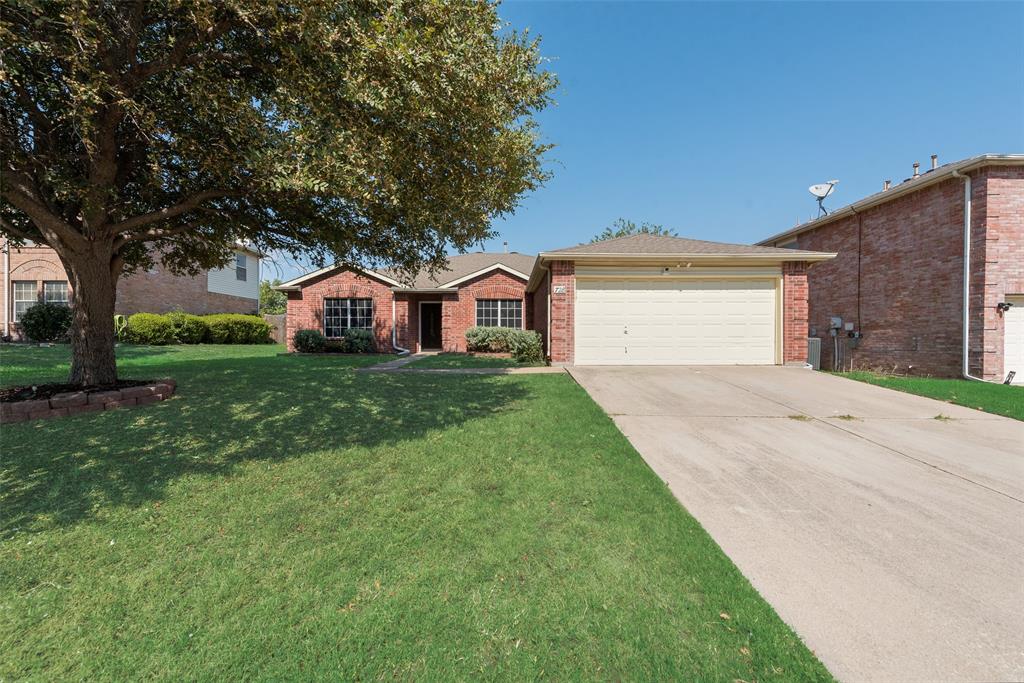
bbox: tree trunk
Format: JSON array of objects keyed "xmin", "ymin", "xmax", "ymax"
[{"xmin": 63, "ymin": 244, "xmax": 121, "ymax": 386}]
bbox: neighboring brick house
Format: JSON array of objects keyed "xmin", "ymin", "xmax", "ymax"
[
  {"xmin": 279, "ymin": 237, "xmax": 834, "ymax": 365},
  {"xmin": 758, "ymin": 154, "xmax": 1024, "ymax": 383},
  {"xmin": 276, "ymin": 252, "xmax": 536, "ymax": 353},
  {"xmin": 1, "ymin": 241, "xmax": 261, "ymax": 340}
]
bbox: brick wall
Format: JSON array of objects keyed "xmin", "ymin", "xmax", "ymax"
[
  {"xmin": 976, "ymin": 166, "xmax": 1024, "ymax": 380},
  {"xmin": 788, "ymin": 166, "xmax": 1023, "ymax": 378},
  {"xmin": 547, "ymin": 260, "xmax": 575, "ymax": 364},
  {"xmin": 444, "ymin": 270, "xmax": 528, "ymax": 352},
  {"xmin": 782, "ymin": 262, "xmax": 809, "ymax": 363},
  {"xmin": 531, "ymin": 269, "xmax": 550, "ymax": 356},
  {"xmin": 284, "ymin": 269, "xmax": 396, "ymax": 352}
]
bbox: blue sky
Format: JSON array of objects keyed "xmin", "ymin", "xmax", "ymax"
[{"xmin": 267, "ymin": 1, "xmax": 1023, "ymax": 280}]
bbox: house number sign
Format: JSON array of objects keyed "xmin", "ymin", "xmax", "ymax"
[{"xmin": 553, "ymin": 285, "xmax": 567, "ymax": 294}]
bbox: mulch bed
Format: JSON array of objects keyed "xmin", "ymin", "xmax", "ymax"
[{"xmin": 1, "ymin": 379, "xmax": 151, "ymax": 403}]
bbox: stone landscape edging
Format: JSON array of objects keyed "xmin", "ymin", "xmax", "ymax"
[{"xmin": 0, "ymin": 379, "xmax": 177, "ymax": 425}]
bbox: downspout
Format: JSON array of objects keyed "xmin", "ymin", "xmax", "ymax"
[
  {"xmin": 392, "ymin": 298, "xmax": 410, "ymax": 355},
  {"xmin": 952, "ymin": 169, "xmax": 992, "ymax": 382},
  {"xmin": 2, "ymin": 239, "xmax": 9, "ymax": 338}
]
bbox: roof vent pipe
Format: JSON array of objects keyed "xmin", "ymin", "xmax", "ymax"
[
  {"xmin": 912, "ymin": 162, "xmax": 920, "ymax": 179},
  {"xmin": 503, "ymin": 241, "xmax": 508, "ymax": 253},
  {"xmin": 931, "ymin": 154, "xmax": 938, "ymax": 170},
  {"xmin": 883, "ymin": 179, "xmax": 891, "ymax": 191}
]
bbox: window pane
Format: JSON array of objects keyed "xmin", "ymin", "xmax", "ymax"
[
  {"xmin": 349, "ymin": 298, "xmax": 373, "ymax": 330},
  {"xmin": 324, "ymin": 298, "xmax": 348, "ymax": 337},
  {"xmin": 476, "ymin": 299, "xmax": 499, "ymax": 327},
  {"xmin": 235, "ymin": 253, "xmax": 247, "ymax": 281},
  {"xmin": 13, "ymin": 281, "xmax": 36, "ymax": 322},
  {"xmin": 500, "ymin": 300, "xmax": 523, "ymax": 329},
  {"xmin": 44, "ymin": 281, "xmax": 69, "ymax": 304}
]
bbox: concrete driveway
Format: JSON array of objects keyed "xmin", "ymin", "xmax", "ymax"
[{"xmin": 569, "ymin": 365, "xmax": 1024, "ymax": 682}]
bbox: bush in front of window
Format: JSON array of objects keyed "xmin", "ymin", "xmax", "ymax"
[
  {"xmin": 293, "ymin": 328, "xmax": 327, "ymax": 353},
  {"xmin": 19, "ymin": 302, "xmax": 73, "ymax": 343},
  {"xmin": 465, "ymin": 326, "xmax": 543, "ymax": 363},
  {"xmin": 203, "ymin": 314, "xmax": 273, "ymax": 344},
  {"xmin": 124, "ymin": 313, "xmax": 176, "ymax": 345},
  {"xmin": 167, "ymin": 312, "xmax": 208, "ymax": 344},
  {"xmin": 341, "ymin": 327, "xmax": 376, "ymax": 353}
]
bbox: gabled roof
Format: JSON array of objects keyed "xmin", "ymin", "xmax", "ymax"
[
  {"xmin": 757, "ymin": 153, "xmax": 1024, "ymax": 246},
  {"xmin": 274, "ymin": 251, "xmax": 535, "ymax": 291},
  {"xmin": 543, "ymin": 233, "xmax": 830, "ymax": 258}
]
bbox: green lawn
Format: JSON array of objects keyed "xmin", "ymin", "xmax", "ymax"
[
  {"xmin": 842, "ymin": 371, "xmax": 1024, "ymax": 421},
  {"xmin": 405, "ymin": 352, "xmax": 541, "ymax": 369},
  {"xmin": 1, "ymin": 344, "xmax": 830, "ymax": 681}
]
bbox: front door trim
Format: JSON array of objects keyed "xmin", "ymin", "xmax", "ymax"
[{"xmin": 418, "ymin": 300, "xmax": 443, "ymax": 350}]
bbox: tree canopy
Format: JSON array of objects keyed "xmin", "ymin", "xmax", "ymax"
[
  {"xmin": 1, "ymin": 0, "xmax": 556, "ymax": 383},
  {"xmin": 258, "ymin": 279, "xmax": 286, "ymax": 315},
  {"xmin": 591, "ymin": 218, "xmax": 676, "ymax": 243}
]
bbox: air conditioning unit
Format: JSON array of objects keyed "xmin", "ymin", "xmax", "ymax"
[{"xmin": 807, "ymin": 338, "xmax": 822, "ymax": 370}]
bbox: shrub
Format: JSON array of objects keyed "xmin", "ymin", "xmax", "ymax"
[
  {"xmin": 293, "ymin": 328, "xmax": 327, "ymax": 353},
  {"xmin": 343, "ymin": 328, "xmax": 376, "ymax": 353},
  {"xmin": 125, "ymin": 313, "xmax": 175, "ymax": 345},
  {"xmin": 167, "ymin": 312, "xmax": 208, "ymax": 344},
  {"xmin": 203, "ymin": 314, "xmax": 272, "ymax": 344},
  {"xmin": 20, "ymin": 302, "xmax": 73, "ymax": 342},
  {"xmin": 507, "ymin": 330, "xmax": 543, "ymax": 363},
  {"xmin": 465, "ymin": 326, "xmax": 544, "ymax": 363}
]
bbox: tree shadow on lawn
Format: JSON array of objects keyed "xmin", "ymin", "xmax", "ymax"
[{"xmin": 1, "ymin": 353, "xmax": 528, "ymax": 534}]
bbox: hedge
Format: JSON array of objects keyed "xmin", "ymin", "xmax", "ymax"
[
  {"xmin": 122, "ymin": 312, "xmax": 272, "ymax": 345},
  {"xmin": 465, "ymin": 326, "xmax": 543, "ymax": 363},
  {"xmin": 293, "ymin": 327, "xmax": 377, "ymax": 353}
]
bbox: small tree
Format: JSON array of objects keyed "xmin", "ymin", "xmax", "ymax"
[
  {"xmin": 259, "ymin": 279, "xmax": 286, "ymax": 315},
  {"xmin": 1, "ymin": 1, "xmax": 555, "ymax": 385},
  {"xmin": 592, "ymin": 218, "xmax": 677, "ymax": 243}
]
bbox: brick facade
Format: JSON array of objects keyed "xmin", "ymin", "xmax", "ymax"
[
  {"xmin": 784, "ymin": 165, "xmax": 1023, "ymax": 379},
  {"xmin": 2, "ymin": 242, "xmax": 257, "ymax": 339},
  {"xmin": 782, "ymin": 262, "xmax": 810, "ymax": 363},
  {"xmin": 547, "ymin": 260, "xmax": 575, "ymax": 364},
  {"xmin": 284, "ymin": 267, "xmax": 528, "ymax": 353}
]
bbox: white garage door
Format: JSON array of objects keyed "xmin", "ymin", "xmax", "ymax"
[
  {"xmin": 1004, "ymin": 295, "xmax": 1024, "ymax": 384},
  {"xmin": 575, "ymin": 278, "xmax": 778, "ymax": 365}
]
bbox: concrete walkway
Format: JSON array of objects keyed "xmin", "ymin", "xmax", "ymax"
[{"xmin": 569, "ymin": 365, "xmax": 1024, "ymax": 682}]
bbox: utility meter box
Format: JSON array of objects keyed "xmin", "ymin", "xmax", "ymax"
[{"xmin": 829, "ymin": 316, "xmax": 843, "ymax": 330}]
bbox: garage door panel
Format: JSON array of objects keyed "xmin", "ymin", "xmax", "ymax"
[{"xmin": 575, "ymin": 278, "xmax": 777, "ymax": 365}]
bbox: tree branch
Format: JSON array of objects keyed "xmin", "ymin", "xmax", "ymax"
[
  {"xmin": 113, "ymin": 222, "xmax": 202, "ymax": 248},
  {"xmin": 110, "ymin": 189, "xmax": 240, "ymax": 234},
  {"xmin": 1, "ymin": 169, "xmax": 85, "ymax": 250},
  {"xmin": 0, "ymin": 216, "xmax": 34, "ymax": 242}
]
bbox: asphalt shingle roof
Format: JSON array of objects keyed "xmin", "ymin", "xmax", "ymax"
[
  {"xmin": 545, "ymin": 233, "xmax": 827, "ymax": 257},
  {"xmin": 380, "ymin": 251, "xmax": 536, "ymax": 288}
]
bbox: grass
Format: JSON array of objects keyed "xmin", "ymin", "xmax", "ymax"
[
  {"xmin": 1, "ymin": 344, "xmax": 831, "ymax": 681},
  {"xmin": 842, "ymin": 371, "xmax": 1024, "ymax": 421},
  {"xmin": 405, "ymin": 352, "xmax": 541, "ymax": 369}
]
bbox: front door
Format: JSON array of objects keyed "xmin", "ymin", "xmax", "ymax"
[{"xmin": 420, "ymin": 303, "xmax": 442, "ymax": 350}]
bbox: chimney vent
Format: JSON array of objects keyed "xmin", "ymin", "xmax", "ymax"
[
  {"xmin": 931, "ymin": 154, "xmax": 938, "ymax": 170},
  {"xmin": 883, "ymin": 179, "xmax": 892, "ymax": 191},
  {"xmin": 503, "ymin": 240, "xmax": 508, "ymax": 253},
  {"xmin": 912, "ymin": 162, "xmax": 920, "ymax": 179}
]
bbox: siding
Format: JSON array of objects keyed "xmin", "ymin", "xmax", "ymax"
[{"xmin": 207, "ymin": 251, "xmax": 259, "ymax": 300}]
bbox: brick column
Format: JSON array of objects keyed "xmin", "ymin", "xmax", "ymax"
[
  {"xmin": 782, "ymin": 262, "xmax": 809, "ymax": 364},
  {"xmin": 548, "ymin": 260, "xmax": 575, "ymax": 365}
]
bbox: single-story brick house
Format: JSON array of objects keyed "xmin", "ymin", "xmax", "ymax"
[
  {"xmin": 277, "ymin": 235, "xmax": 835, "ymax": 365},
  {"xmin": 758, "ymin": 153, "xmax": 1024, "ymax": 383},
  {"xmin": 2, "ymin": 240, "xmax": 262, "ymax": 340}
]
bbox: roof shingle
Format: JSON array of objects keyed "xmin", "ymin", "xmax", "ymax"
[{"xmin": 544, "ymin": 233, "xmax": 826, "ymax": 257}]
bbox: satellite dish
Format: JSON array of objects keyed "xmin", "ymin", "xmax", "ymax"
[{"xmin": 808, "ymin": 179, "xmax": 838, "ymax": 216}]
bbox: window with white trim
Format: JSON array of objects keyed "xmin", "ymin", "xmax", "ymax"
[
  {"xmin": 235, "ymin": 253, "xmax": 247, "ymax": 281},
  {"xmin": 44, "ymin": 281, "xmax": 69, "ymax": 305},
  {"xmin": 324, "ymin": 298, "xmax": 373, "ymax": 337},
  {"xmin": 475, "ymin": 299, "xmax": 522, "ymax": 328},
  {"xmin": 13, "ymin": 281, "xmax": 36, "ymax": 322}
]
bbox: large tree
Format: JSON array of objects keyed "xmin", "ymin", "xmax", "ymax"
[
  {"xmin": 591, "ymin": 218, "xmax": 676, "ymax": 243},
  {"xmin": 1, "ymin": 1, "xmax": 555, "ymax": 384}
]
